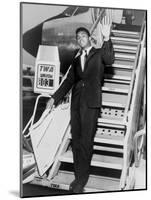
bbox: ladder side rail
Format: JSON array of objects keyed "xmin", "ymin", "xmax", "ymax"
[
  {"xmin": 134, "ymin": 74, "xmax": 146, "ymax": 166},
  {"xmin": 120, "ymin": 126, "xmax": 133, "ymax": 189},
  {"xmin": 142, "ymin": 68, "xmax": 146, "ymax": 127},
  {"xmin": 123, "ymin": 126, "xmax": 146, "ymax": 190},
  {"xmin": 124, "ymin": 22, "xmax": 146, "ymax": 121},
  {"xmin": 134, "ymin": 124, "xmax": 146, "ymax": 168},
  {"xmin": 120, "ymin": 43, "xmax": 146, "ymax": 189},
  {"xmin": 123, "ymin": 43, "xmax": 141, "ymax": 120},
  {"xmin": 124, "ymin": 163, "xmax": 136, "ymax": 190}
]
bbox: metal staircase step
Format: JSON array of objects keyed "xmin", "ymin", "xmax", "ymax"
[
  {"xmin": 96, "ymin": 127, "xmax": 125, "ymax": 138},
  {"xmin": 51, "ymin": 170, "xmax": 120, "ymax": 192},
  {"xmin": 112, "ymin": 29, "xmax": 140, "ymax": 38},
  {"xmin": 59, "ymin": 150, "xmax": 123, "ymax": 170},
  {"xmin": 102, "ymin": 101, "xmax": 126, "ymax": 108},
  {"xmin": 104, "ymin": 78, "xmax": 130, "ymax": 84},
  {"xmin": 31, "ymin": 170, "xmax": 120, "ymax": 192},
  {"xmin": 103, "ymin": 82, "xmax": 129, "ymax": 91},
  {"xmin": 97, "ymin": 118, "xmax": 124, "ymax": 126},
  {"xmin": 102, "ymin": 92, "xmax": 127, "ymax": 108},
  {"xmin": 97, "ymin": 121, "xmax": 125, "ymax": 129},
  {"xmin": 114, "ymin": 49, "xmax": 136, "ymax": 54},
  {"xmin": 105, "ymin": 67, "xmax": 132, "ymax": 78},
  {"xmin": 94, "ymin": 132, "xmax": 124, "ymax": 146},
  {"xmin": 113, "ymin": 44, "xmax": 137, "ymax": 53},
  {"xmin": 102, "ymin": 86, "xmax": 129, "ymax": 94},
  {"xmin": 107, "ymin": 59, "xmax": 134, "ymax": 69},
  {"xmin": 104, "ymin": 74, "xmax": 131, "ymax": 81},
  {"xmin": 93, "ymin": 145, "xmax": 123, "ymax": 153},
  {"xmin": 68, "ymin": 133, "xmax": 124, "ymax": 147},
  {"xmin": 111, "ymin": 36, "xmax": 139, "ymax": 43},
  {"xmin": 110, "ymin": 63, "xmax": 133, "ymax": 69},
  {"xmin": 99, "ymin": 115, "xmax": 123, "ymax": 122},
  {"xmin": 115, "ymin": 52, "xmax": 136, "ymax": 60}
]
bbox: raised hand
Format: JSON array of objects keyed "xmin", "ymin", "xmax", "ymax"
[{"xmin": 100, "ymin": 9, "xmax": 112, "ymax": 41}]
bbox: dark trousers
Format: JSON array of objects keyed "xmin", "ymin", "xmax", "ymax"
[{"xmin": 71, "ymin": 93, "xmax": 99, "ymax": 187}]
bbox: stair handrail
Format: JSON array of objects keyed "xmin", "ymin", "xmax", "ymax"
[
  {"xmin": 124, "ymin": 19, "xmax": 146, "ymax": 122},
  {"xmin": 134, "ymin": 123, "xmax": 146, "ymax": 167}
]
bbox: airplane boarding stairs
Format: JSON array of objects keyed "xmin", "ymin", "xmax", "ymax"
[{"xmin": 22, "ymin": 22, "xmax": 146, "ymax": 192}]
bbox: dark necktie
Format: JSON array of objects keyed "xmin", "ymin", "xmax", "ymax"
[{"xmin": 84, "ymin": 50, "xmax": 88, "ymax": 65}]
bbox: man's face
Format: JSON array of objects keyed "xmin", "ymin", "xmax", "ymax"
[{"xmin": 76, "ymin": 31, "xmax": 90, "ymax": 49}]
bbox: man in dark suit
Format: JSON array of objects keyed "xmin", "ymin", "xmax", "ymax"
[{"xmin": 47, "ymin": 12, "xmax": 114, "ymax": 193}]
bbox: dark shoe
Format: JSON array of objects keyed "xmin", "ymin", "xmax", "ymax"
[
  {"xmin": 69, "ymin": 179, "xmax": 78, "ymax": 191},
  {"xmin": 72, "ymin": 183, "xmax": 84, "ymax": 193}
]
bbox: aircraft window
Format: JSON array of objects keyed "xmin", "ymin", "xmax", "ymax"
[
  {"xmin": 73, "ymin": 7, "xmax": 89, "ymax": 16},
  {"xmin": 63, "ymin": 6, "xmax": 77, "ymax": 16}
]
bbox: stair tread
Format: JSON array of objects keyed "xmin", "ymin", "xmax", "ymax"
[
  {"xmin": 102, "ymin": 86, "xmax": 128, "ymax": 94},
  {"xmin": 98, "ymin": 118, "xmax": 124, "ymax": 125},
  {"xmin": 104, "ymin": 78, "xmax": 130, "ymax": 84},
  {"xmin": 111, "ymin": 36, "xmax": 139, "ymax": 43},
  {"xmin": 69, "ymin": 132, "xmax": 124, "ymax": 146},
  {"xmin": 60, "ymin": 150, "xmax": 123, "ymax": 169},
  {"xmin": 112, "ymin": 29, "xmax": 140, "ymax": 36},
  {"xmin": 110, "ymin": 59, "xmax": 134, "ymax": 69},
  {"xmin": 113, "ymin": 44, "xmax": 137, "ymax": 50},
  {"xmin": 102, "ymin": 92, "xmax": 127, "ymax": 107},
  {"xmin": 111, "ymin": 23, "xmax": 142, "ymax": 32},
  {"xmin": 114, "ymin": 49, "xmax": 137, "ymax": 54},
  {"xmin": 52, "ymin": 170, "xmax": 120, "ymax": 191},
  {"xmin": 113, "ymin": 44, "xmax": 137, "ymax": 53},
  {"xmin": 114, "ymin": 59, "xmax": 134, "ymax": 65},
  {"xmin": 100, "ymin": 116, "xmax": 123, "ymax": 121},
  {"xmin": 102, "ymin": 101, "xmax": 126, "ymax": 108},
  {"xmin": 103, "ymin": 82, "xmax": 129, "ymax": 90},
  {"xmin": 115, "ymin": 52, "xmax": 136, "ymax": 60},
  {"xmin": 94, "ymin": 132, "xmax": 124, "ymax": 145},
  {"xmin": 110, "ymin": 63, "xmax": 133, "ymax": 69},
  {"xmin": 104, "ymin": 74, "xmax": 131, "ymax": 81}
]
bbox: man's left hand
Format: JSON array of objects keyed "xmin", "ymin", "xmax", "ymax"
[{"xmin": 100, "ymin": 9, "xmax": 112, "ymax": 41}]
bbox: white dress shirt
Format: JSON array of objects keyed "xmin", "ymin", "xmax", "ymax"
[{"xmin": 80, "ymin": 46, "xmax": 92, "ymax": 71}]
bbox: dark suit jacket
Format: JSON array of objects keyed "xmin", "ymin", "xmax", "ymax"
[{"xmin": 52, "ymin": 39, "xmax": 114, "ymax": 108}]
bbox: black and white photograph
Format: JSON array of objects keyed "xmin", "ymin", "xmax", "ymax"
[{"xmin": 20, "ymin": 2, "xmax": 147, "ymax": 198}]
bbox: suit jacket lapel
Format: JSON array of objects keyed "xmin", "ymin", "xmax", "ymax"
[
  {"xmin": 86, "ymin": 47, "xmax": 96, "ymax": 63},
  {"xmin": 73, "ymin": 50, "xmax": 83, "ymax": 75}
]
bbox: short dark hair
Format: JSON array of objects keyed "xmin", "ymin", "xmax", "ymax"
[{"xmin": 76, "ymin": 27, "xmax": 90, "ymax": 37}]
